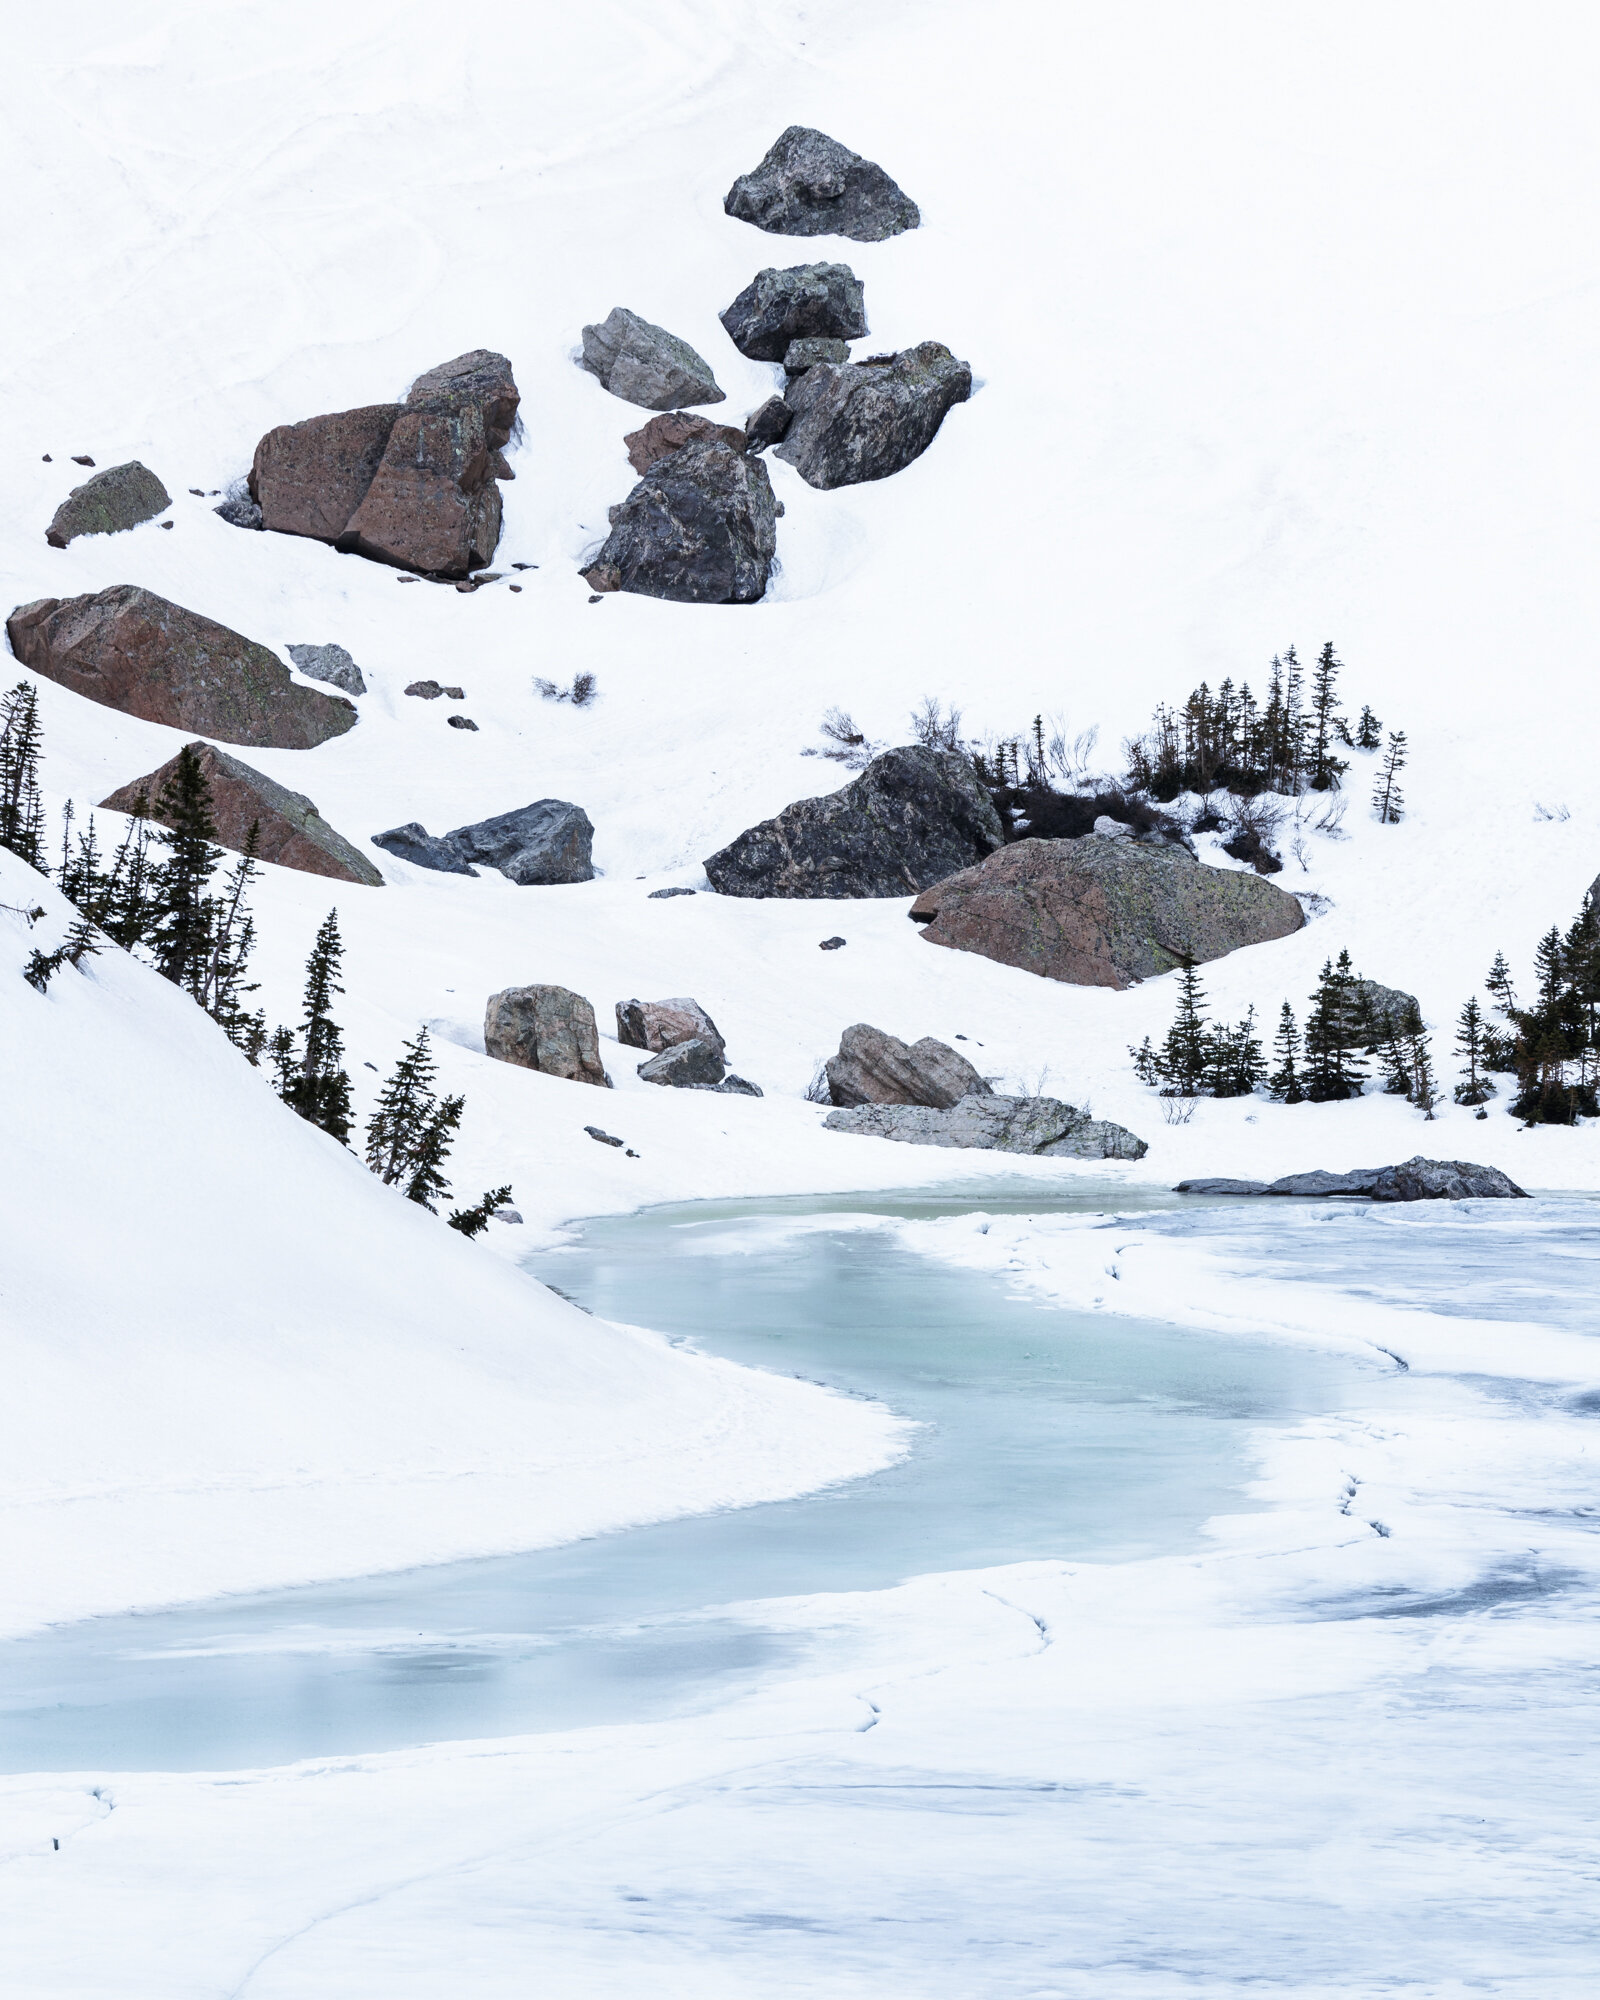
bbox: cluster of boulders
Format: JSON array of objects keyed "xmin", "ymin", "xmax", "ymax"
[
  {"xmin": 481, "ymin": 986, "xmax": 760, "ymax": 1095},
  {"xmin": 576, "ymin": 128, "xmax": 969, "ymax": 605},
  {"xmin": 617, "ymin": 995, "xmax": 760, "ymax": 1094},
  {"xmin": 374, "ymin": 801, "xmax": 594, "ymax": 885},
  {"xmin": 1177, "ymin": 1159, "xmax": 1527, "ymax": 1202}
]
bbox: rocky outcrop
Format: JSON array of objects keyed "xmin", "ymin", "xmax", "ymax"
[
  {"xmin": 825, "ymin": 1095, "xmax": 1148, "ymax": 1160},
  {"xmin": 581, "ymin": 439, "xmax": 776, "ymax": 604},
  {"xmin": 6, "ymin": 586, "xmax": 356, "ymax": 749},
  {"xmin": 824, "ymin": 1023, "xmax": 990, "ymax": 1109},
  {"xmin": 910, "ymin": 833, "xmax": 1304, "ymax": 988},
  {"xmin": 484, "ymin": 985, "xmax": 611, "ymax": 1086},
  {"xmin": 774, "ymin": 343, "xmax": 972, "ymax": 488},
  {"xmin": 580, "ymin": 309, "xmax": 724, "ymax": 410},
  {"xmin": 724, "ymin": 127, "xmax": 921, "ymax": 243},
  {"xmin": 248, "ymin": 351, "xmax": 519, "ymax": 576},
  {"xmin": 100, "ymin": 742, "xmax": 382, "ymax": 886},
  {"xmin": 637, "ymin": 1038, "xmax": 726, "ymax": 1088},
  {"xmin": 1353, "ymin": 978, "xmax": 1422, "ymax": 1039},
  {"xmin": 706, "ymin": 745, "xmax": 1004, "ymax": 899},
  {"xmin": 1176, "ymin": 1158, "xmax": 1528, "ymax": 1201},
  {"xmin": 784, "ymin": 337, "xmax": 851, "ymax": 374},
  {"xmin": 615, "ymin": 997, "xmax": 726, "ymax": 1061},
  {"xmin": 623, "ymin": 411, "xmax": 746, "ymax": 475},
  {"xmin": 719, "ymin": 264, "xmax": 867, "ymax": 363},
  {"xmin": 46, "ymin": 462, "xmax": 170, "ymax": 547},
  {"xmin": 286, "ymin": 643, "xmax": 365, "ymax": 696},
  {"xmin": 372, "ymin": 799, "xmax": 594, "ymax": 884}
]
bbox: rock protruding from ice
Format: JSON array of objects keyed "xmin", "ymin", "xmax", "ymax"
[
  {"xmin": 1175, "ymin": 1158, "xmax": 1529, "ymax": 1201},
  {"xmin": 774, "ymin": 342, "xmax": 973, "ymax": 489},
  {"xmin": 824, "ymin": 1023, "xmax": 991, "ymax": 1110},
  {"xmin": 579, "ymin": 308, "xmax": 725, "ymax": 410},
  {"xmin": 581, "ymin": 439, "xmax": 776, "ymax": 604},
  {"xmin": 287, "ymin": 643, "xmax": 366, "ymax": 696},
  {"xmin": 101, "ymin": 742, "xmax": 382, "ymax": 887},
  {"xmin": 706, "ymin": 745, "xmax": 1004, "ymax": 899},
  {"xmin": 6, "ymin": 586, "xmax": 357, "ymax": 749},
  {"xmin": 724, "ymin": 127, "xmax": 921, "ymax": 243},
  {"xmin": 719, "ymin": 263, "xmax": 868, "ymax": 363},
  {"xmin": 615, "ymin": 997, "xmax": 727, "ymax": 1062},
  {"xmin": 484, "ymin": 984, "xmax": 611, "ymax": 1087},
  {"xmin": 825, "ymin": 1095, "xmax": 1148, "ymax": 1160},
  {"xmin": 46, "ymin": 461, "xmax": 171, "ymax": 547},
  {"xmin": 372, "ymin": 800, "xmax": 595, "ymax": 884},
  {"xmin": 910, "ymin": 832, "xmax": 1304, "ymax": 988},
  {"xmin": 623, "ymin": 411, "xmax": 746, "ymax": 475}
]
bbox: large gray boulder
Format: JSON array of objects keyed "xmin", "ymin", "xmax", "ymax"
[
  {"xmin": 287, "ymin": 643, "xmax": 365, "ymax": 696},
  {"xmin": 774, "ymin": 342, "xmax": 972, "ymax": 488},
  {"xmin": 637, "ymin": 1038, "xmax": 726, "ymax": 1089},
  {"xmin": 706, "ymin": 745, "xmax": 1004, "ymax": 899},
  {"xmin": 824, "ymin": 1023, "xmax": 990, "ymax": 1109},
  {"xmin": 372, "ymin": 799, "xmax": 594, "ymax": 884},
  {"xmin": 910, "ymin": 831, "xmax": 1304, "ymax": 988},
  {"xmin": 719, "ymin": 264, "xmax": 868, "ymax": 363},
  {"xmin": 825, "ymin": 1095, "xmax": 1148, "ymax": 1160},
  {"xmin": 581, "ymin": 439, "xmax": 776, "ymax": 604},
  {"xmin": 724, "ymin": 127, "xmax": 920, "ymax": 243},
  {"xmin": 1352, "ymin": 978, "xmax": 1422, "ymax": 1040},
  {"xmin": 484, "ymin": 985, "xmax": 611, "ymax": 1087},
  {"xmin": 47, "ymin": 462, "xmax": 171, "ymax": 547},
  {"xmin": 616, "ymin": 997, "xmax": 726, "ymax": 1062},
  {"xmin": 580, "ymin": 309, "xmax": 724, "ymax": 410},
  {"xmin": 1176, "ymin": 1158, "xmax": 1527, "ymax": 1202}
]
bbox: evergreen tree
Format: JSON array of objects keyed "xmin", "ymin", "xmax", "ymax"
[
  {"xmin": 1268, "ymin": 1001, "xmax": 1304, "ymax": 1103},
  {"xmin": 1408, "ymin": 1027, "xmax": 1439, "ymax": 1119},
  {"xmin": 0, "ymin": 681, "xmax": 47, "ymax": 869},
  {"xmin": 1308, "ymin": 642, "xmax": 1349, "ymax": 790},
  {"xmin": 1453, "ymin": 996, "xmax": 1494, "ymax": 1105},
  {"xmin": 1356, "ymin": 704, "xmax": 1383, "ymax": 750},
  {"xmin": 1130, "ymin": 1036, "xmax": 1161, "ymax": 1086},
  {"xmin": 1205, "ymin": 1005, "xmax": 1265, "ymax": 1097},
  {"xmin": 151, "ymin": 747, "xmax": 223, "ymax": 995},
  {"xmin": 448, "ymin": 1185, "xmax": 513, "ymax": 1239},
  {"xmin": 1378, "ymin": 1025, "xmax": 1414, "ymax": 1097},
  {"xmin": 22, "ymin": 915, "xmax": 101, "ymax": 992},
  {"xmin": 1303, "ymin": 951, "xmax": 1367, "ymax": 1101},
  {"xmin": 1372, "ymin": 731, "xmax": 1407, "ymax": 823},
  {"xmin": 1157, "ymin": 959, "xmax": 1211, "ymax": 1094},
  {"xmin": 93, "ymin": 797, "xmax": 162, "ymax": 950},
  {"xmin": 280, "ymin": 911, "xmax": 353, "ymax": 1143},
  {"xmin": 265, "ymin": 1024, "xmax": 298, "ymax": 1100},
  {"xmin": 364, "ymin": 1026, "xmax": 465, "ymax": 1209},
  {"xmin": 1485, "ymin": 949, "xmax": 1517, "ymax": 1016},
  {"xmin": 197, "ymin": 828, "xmax": 265, "ymax": 1058}
]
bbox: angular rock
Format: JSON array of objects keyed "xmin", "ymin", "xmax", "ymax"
[
  {"xmin": 579, "ymin": 309, "xmax": 724, "ymax": 410},
  {"xmin": 725, "ymin": 127, "xmax": 921, "ymax": 243},
  {"xmin": 6, "ymin": 586, "xmax": 356, "ymax": 749},
  {"xmin": 825, "ymin": 1096, "xmax": 1148, "ymax": 1160},
  {"xmin": 581, "ymin": 439, "xmax": 776, "ymax": 605},
  {"xmin": 775, "ymin": 342, "xmax": 972, "ymax": 489},
  {"xmin": 585, "ymin": 1126, "xmax": 625, "ymax": 1148},
  {"xmin": 706, "ymin": 745, "xmax": 1004, "ymax": 899},
  {"xmin": 824, "ymin": 1023, "xmax": 991, "ymax": 1110},
  {"xmin": 1352, "ymin": 978, "xmax": 1422, "ymax": 1040},
  {"xmin": 251, "ymin": 403, "xmax": 405, "ymax": 543},
  {"xmin": 287, "ymin": 642, "xmax": 366, "ymax": 696},
  {"xmin": 1176, "ymin": 1158, "xmax": 1528, "ymax": 1202},
  {"xmin": 405, "ymin": 680, "xmax": 446, "ymax": 699},
  {"xmin": 784, "ymin": 337, "xmax": 851, "ymax": 374},
  {"xmin": 369, "ymin": 822, "xmax": 476, "ymax": 876},
  {"xmin": 615, "ymin": 997, "xmax": 726, "ymax": 1062},
  {"xmin": 714, "ymin": 1074, "xmax": 763, "ymax": 1097},
  {"xmin": 101, "ymin": 742, "xmax": 382, "ymax": 886},
  {"xmin": 623, "ymin": 412, "xmax": 746, "ymax": 476},
  {"xmin": 719, "ymin": 263, "xmax": 867, "ymax": 363},
  {"xmin": 819, "ymin": 935, "xmax": 847, "ymax": 950},
  {"xmin": 744, "ymin": 396, "xmax": 793, "ymax": 452},
  {"xmin": 372, "ymin": 799, "xmax": 594, "ymax": 884},
  {"xmin": 910, "ymin": 832, "xmax": 1304, "ymax": 988},
  {"xmin": 637, "ymin": 1038, "xmax": 726, "ymax": 1089},
  {"xmin": 484, "ymin": 985, "xmax": 611, "ymax": 1087},
  {"xmin": 46, "ymin": 462, "xmax": 170, "ymax": 547},
  {"xmin": 447, "ymin": 715, "xmax": 478, "ymax": 731},
  {"xmin": 405, "ymin": 349, "xmax": 520, "ymax": 449}
]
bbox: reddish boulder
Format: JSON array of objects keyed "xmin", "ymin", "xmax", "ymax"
[
  {"xmin": 623, "ymin": 412, "xmax": 747, "ymax": 476},
  {"xmin": 249, "ymin": 405, "xmax": 403, "ymax": 544},
  {"xmin": 6, "ymin": 586, "xmax": 356, "ymax": 749},
  {"xmin": 614, "ymin": 996, "xmax": 726, "ymax": 1060}
]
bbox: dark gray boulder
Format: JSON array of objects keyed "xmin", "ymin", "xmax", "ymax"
[
  {"xmin": 1175, "ymin": 1158, "xmax": 1528, "ymax": 1201},
  {"xmin": 215, "ymin": 485, "xmax": 264, "ymax": 531},
  {"xmin": 370, "ymin": 822, "xmax": 476, "ymax": 876},
  {"xmin": 715, "ymin": 1074, "xmax": 764, "ymax": 1097},
  {"xmin": 825, "ymin": 1023, "xmax": 991, "ymax": 1110},
  {"xmin": 1170, "ymin": 1178, "xmax": 1270, "ymax": 1196},
  {"xmin": 372, "ymin": 799, "xmax": 593, "ymax": 883},
  {"xmin": 637, "ymin": 1038, "xmax": 726, "ymax": 1089},
  {"xmin": 705, "ymin": 745, "xmax": 1004, "ymax": 899},
  {"xmin": 825, "ymin": 1096, "xmax": 1148, "ymax": 1160},
  {"xmin": 1353, "ymin": 978, "xmax": 1422, "ymax": 1039},
  {"xmin": 485, "ymin": 984, "xmax": 611, "ymax": 1087},
  {"xmin": 775, "ymin": 342, "xmax": 972, "ymax": 489},
  {"xmin": 719, "ymin": 264, "xmax": 867, "ymax": 363},
  {"xmin": 744, "ymin": 396, "xmax": 793, "ymax": 453},
  {"xmin": 724, "ymin": 127, "xmax": 920, "ymax": 243},
  {"xmin": 581, "ymin": 439, "xmax": 776, "ymax": 604},
  {"xmin": 580, "ymin": 309, "xmax": 725, "ymax": 410},
  {"xmin": 47, "ymin": 462, "xmax": 170, "ymax": 547},
  {"xmin": 784, "ymin": 337, "xmax": 852, "ymax": 374},
  {"xmin": 287, "ymin": 643, "xmax": 365, "ymax": 696},
  {"xmin": 616, "ymin": 997, "xmax": 726, "ymax": 1062}
]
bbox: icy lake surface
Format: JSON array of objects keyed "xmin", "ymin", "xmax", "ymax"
[{"xmin": 0, "ymin": 1185, "xmax": 1388, "ymax": 1773}]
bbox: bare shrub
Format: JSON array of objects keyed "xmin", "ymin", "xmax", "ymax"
[
  {"xmin": 802, "ymin": 707, "xmax": 878, "ymax": 769},
  {"xmin": 1161, "ymin": 1092, "xmax": 1198, "ymax": 1125},
  {"xmin": 534, "ymin": 673, "xmax": 599, "ymax": 706},
  {"xmin": 803, "ymin": 1061, "xmax": 833, "ymax": 1104}
]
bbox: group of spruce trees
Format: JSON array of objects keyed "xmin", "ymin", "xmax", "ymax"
[
  {"xmin": 1483, "ymin": 899, "xmax": 1600, "ymax": 1124},
  {"xmin": 1, "ymin": 680, "xmax": 508, "ymax": 1232}
]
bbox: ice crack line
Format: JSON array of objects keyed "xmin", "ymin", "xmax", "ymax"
[{"xmin": 980, "ymin": 1588, "xmax": 1050, "ymax": 1651}]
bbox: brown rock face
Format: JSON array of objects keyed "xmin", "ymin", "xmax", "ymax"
[
  {"xmin": 824, "ymin": 1023, "xmax": 990, "ymax": 1109},
  {"xmin": 247, "ymin": 352, "xmax": 519, "ymax": 577},
  {"xmin": 100, "ymin": 742, "xmax": 381, "ymax": 886},
  {"xmin": 615, "ymin": 996, "xmax": 726, "ymax": 1060},
  {"xmin": 623, "ymin": 412, "xmax": 747, "ymax": 476},
  {"xmin": 6, "ymin": 587, "xmax": 356, "ymax": 749},
  {"xmin": 910, "ymin": 836, "xmax": 1305, "ymax": 988},
  {"xmin": 484, "ymin": 985, "xmax": 611, "ymax": 1087}
]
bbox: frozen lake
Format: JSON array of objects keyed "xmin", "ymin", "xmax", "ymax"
[{"xmin": 0, "ymin": 1185, "xmax": 1392, "ymax": 1774}]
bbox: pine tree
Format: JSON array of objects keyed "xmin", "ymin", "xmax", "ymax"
[
  {"xmin": 1205, "ymin": 1005, "xmax": 1266, "ymax": 1098},
  {"xmin": 1356, "ymin": 705, "xmax": 1382, "ymax": 750},
  {"xmin": 151, "ymin": 746, "xmax": 223, "ymax": 995},
  {"xmin": 1372, "ymin": 731, "xmax": 1407, "ymax": 823},
  {"xmin": 1485, "ymin": 950, "xmax": 1517, "ymax": 1016},
  {"xmin": 1304, "ymin": 951, "xmax": 1367, "ymax": 1101},
  {"xmin": 364, "ymin": 1026, "xmax": 465, "ymax": 1208},
  {"xmin": 198, "ymin": 827, "xmax": 265, "ymax": 1057},
  {"xmin": 1308, "ymin": 642, "xmax": 1348, "ymax": 790},
  {"xmin": 0, "ymin": 681, "xmax": 47, "ymax": 869},
  {"xmin": 1157, "ymin": 959, "xmax": 1211, "ymax": 1095},
  {"xmin": 1408, "ymin": 1027, "xmax": 1439, "ymax": 1119},
  {"xmin": 1268, "ymin": 1001, "xmax": 1304, "ymax": 1103},
  {"xmin": 265, "ymin": 1024, "xmax": 298, "ymax": 1099},
  {"xmin": 280, "ymin": 911, "xmax": 353, "ymax": 1144},
  {"xmin": 1129, "ymin": 1036, "xmax": 1161, "ymax": 1086},
  {"xmin": 447, "ymin": 1185, "xmax": 513, "ymax": 1239},
  {"xmin": 1379, "ymin": 1025, "xmax": 1414, "ymax": 1097},
  {"xmin": 1453, "ymin": 996, "xmax": 1493, "ymax": 1105}
]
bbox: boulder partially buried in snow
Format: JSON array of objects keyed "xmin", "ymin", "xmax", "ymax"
[
  {"xmin": 372, "ymin": 799, "xmax": 594, "ymax": 883},
  {"xmin": 46, "ymin": 461, "xmax": 171, "ymax": 547},
  {"xmin": 484, "ymin": 984, "xmax": 611, "ymax": 1086},
  {"xmin": 774, "ymin": 342, "xmax": 972, "ymax": 488},
  {"xmin": 615, "ymin": 997, "xmax": 727, "ymax": 1062},
  {"xmin": 6, "ymin": 586, "xmax": 356, "ymax": 749},
  {"xmin": 623, "ymin": 411, "xmax": 747, "ymax": 476},
  {"xmin": 1176, "ymin": 1159, "xmax": 1528, "ymax": 1201},
  {"xmin": 705, "ymin": 745, "xmax": 1004, "ymax": 898},
  {"xmin": 910, "ymin": 832, "xmax": 1304, "ymax": 988},
  {"xmin": 286, "ymin": 643, "xmax": 366, "ymax": 696},
  {"xmin": 636, "ymin": 1037, "xmax": 726, "ymax": 1089},
  {"xmin": 101, "ymin": 742, "xmax": 382, "ymax": 886},
  {"xmin": 580, "ymin": 309, "xmax": 724, "ymax": 410},
  {"xmin": 825, "ymin": 1095, "xmax": 1148, "ymax": 1160},
  {"xmin": 719, "ymin": 263, "xmax": 868, "ymax": 363},
  {"xmin": 582, "ymin": 439, "xmax": 776, "ymax": 604},
  {"xmin": 824, "ymin": 1023, "xmax": 990, "ymax": 1109},
  {"xmin": 724, "ymin": 127, "xmax": 921, "ymax": 243}
]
